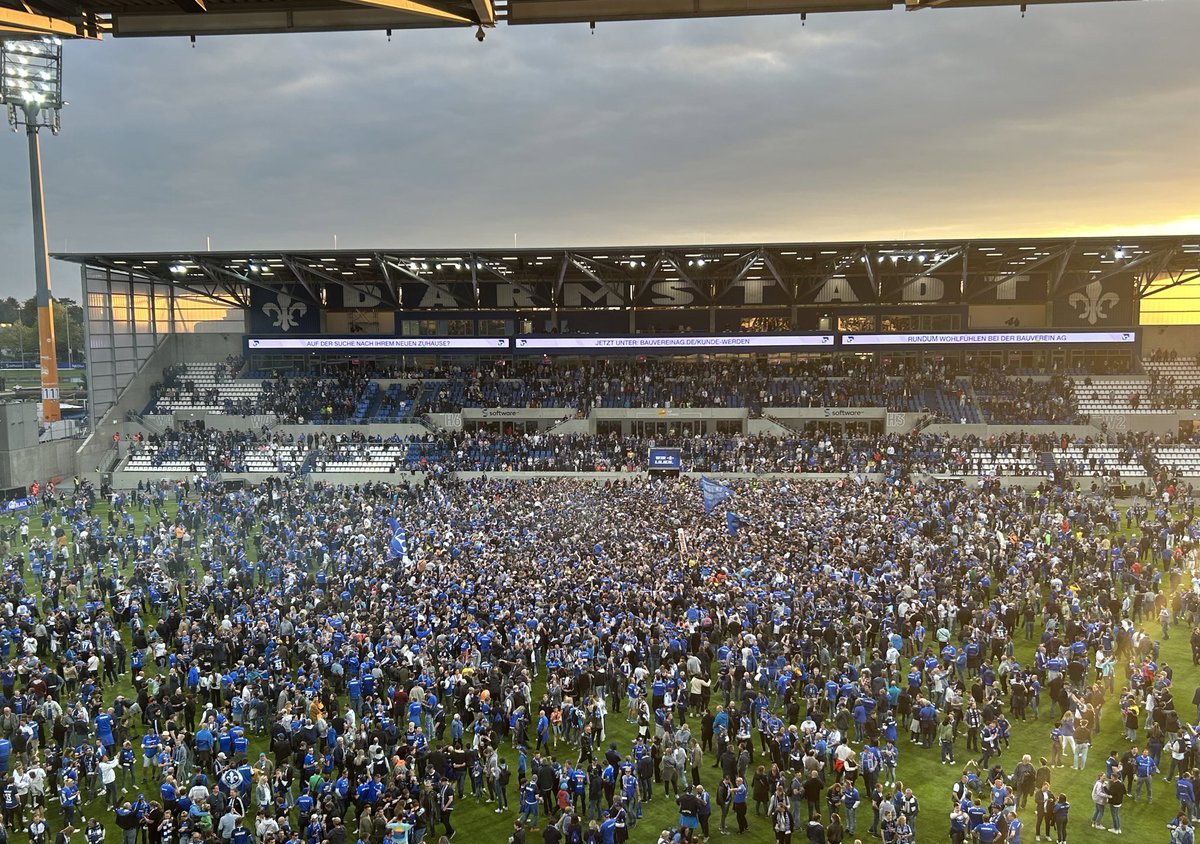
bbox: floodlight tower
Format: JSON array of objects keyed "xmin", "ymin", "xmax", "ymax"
[{"xmin": 0, "ymin": 37, "xmax": 63, "ymax": 423}]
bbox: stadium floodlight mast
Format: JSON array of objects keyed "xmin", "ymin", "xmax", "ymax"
[{"xmin": 0, "ymin": 36, "xmax": 64, "ymax": 423}]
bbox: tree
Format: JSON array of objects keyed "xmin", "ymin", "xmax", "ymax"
[
  {"xmin": 0, "ymin": 298, "xmax": 20, "ymax": 326},
  {"xmin": 52, "ymin": 298, "xmax": 84, "ymax": 366},
  {"xmin": 0, "ymin": 296, "xmax": 85, "ymax": 366}
]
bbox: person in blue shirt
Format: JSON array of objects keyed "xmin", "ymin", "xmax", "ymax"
[
  {"xmin": 598, "ymin": 814, "xmax": 617, "ymax": 844},
  {"xmin": 230, "ymin": 818, "xmax": 253, "ymax": 844},
  {"xmin": 536, "ymin": 711, "xmax": 550, "ymax": 755},
  {"xmin": 1052, "ymin": 794, "xmax": 1070, "ymax": 844},
  {"xmin": 53, "ymin": 776, "xmax": 79, "ymax": 831},
  {"xmin": 1177, "ymin": 773, "xmax": 1196, "ymax": 822},
  {"xmin": 406, "ymin": 699, "xmax": 422, "ymax": 728},
  {"xmin": 974, "ymin": 816, "xmax": 999, "ymax": 844},
  {"xmin": 949, "ymin": 805, "xmax": 969, "ymax": 844},
  {"xmin": 1133, "ymin": 750, "xmax": 1157, "ymax": 802},
  {"xmin": 518, "ymin": 779, "xmax": 539, "ymax": 830},
  {"xmin": 1006, "ymin": 809, "xmax": 1023, "ymax": 844},
  {"xmin": 844, "ymin": 782, "xmax": 861, "ymax": 834},
  {"xmin": 732, "ymin": 776, "xmax": 749, "ymax": 833},
  {"xmin": 95, "ymin": 710, "xmax": 115, "ymax": 751},
  {"xmin": 140, "ymin": 730, "xmax": 160, "ymax": 785},
  {"xmin": 160, "ymin": 777, "xmax": 178, "ymax": 809}
]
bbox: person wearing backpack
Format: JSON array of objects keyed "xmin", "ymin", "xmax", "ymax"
[{"xmin": 1171, "ymin": 812, "xmax": 1195, "ymax": 844}]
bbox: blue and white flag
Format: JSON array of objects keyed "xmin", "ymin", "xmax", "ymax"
[
  {"xmin": 388, "ymin": 534, "xmax": 405, "ymax": 559},
  {"xmin": 699, "ymin": 477, "xmax": 734, "ymax": 515}
]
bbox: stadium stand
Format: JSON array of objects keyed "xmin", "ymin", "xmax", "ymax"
[
  {"xmin": 147, "ymin": 359, "xmax": 263, "ymax": 414},
  {"xmin": 144, "ymin": 357, "xmax": 987, "ymax": 422},
  {"xmin": 120, "ymin": 425, "xmax": 1200, "ymax": 480},
  {"xmin": 1051, "ymin": 441, "xmax": 1150, "ymax": 478}
]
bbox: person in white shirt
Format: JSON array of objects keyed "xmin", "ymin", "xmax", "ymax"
[
  {"xmin": 98, "ymin": 755, "xmax": 120, "ymax": 808},
  {"xmin": 26, "ymin": 763, "xmax": 45, "ymax": 807},
  {"xmin": 188, "ymin": 781, "xmax": 210, "ymax": 806},
  {"xmin": 255, "ymin": 812, "xmax": 279, "ymax": 841}
]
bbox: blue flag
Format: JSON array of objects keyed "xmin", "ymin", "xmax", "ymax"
[
  {"xmin": 388, "ymin": 534, "xmax": 405, "ymax": 559},
  {"xmin": 726, "ymin": 511, "xmax": 743, "ymax": 537},
  {"xmin": 700, "ymin": 478, "xmax": 733, "ymax": 515}
]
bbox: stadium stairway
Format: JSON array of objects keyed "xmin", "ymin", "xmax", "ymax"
[
  {"xmin": 415, "ymin": 381, "xmax": 441, "ymax": 414},
  {"xmin": 352, "ymin": 382, "xmax": 381, "ymax": 424},
  {"xmin": 1039, "ymin": 451, "xmax": 1057, "ymax": 475},
  {"xmin": 372, "ymin": 384, "xmax": 415, "ymax": 422}
]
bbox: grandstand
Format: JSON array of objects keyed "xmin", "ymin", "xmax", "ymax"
[{"xmin": 31, "ymin": 234, "xmax": 1199, "ymax": 489}]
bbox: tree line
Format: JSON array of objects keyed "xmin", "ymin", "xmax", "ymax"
[{"xmin": 0, "ymin": 296, "xmax": 85, "ymax": 367}]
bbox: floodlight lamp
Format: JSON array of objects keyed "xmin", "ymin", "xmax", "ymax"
[{"xmin": 1, "ymin": 37, "xmax": 64, "ymax": 133}]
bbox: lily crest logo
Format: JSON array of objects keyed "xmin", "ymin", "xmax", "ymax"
[
  {"xmin": 1068, "ymin": 280, "xmax": 1119, "ymax": 325},
  {"xmin": 262, "ymin": 292, "xmax": 308, "ymax": 332}
]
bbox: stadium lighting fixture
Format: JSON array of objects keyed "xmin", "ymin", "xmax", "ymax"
[{"xmin": 0, "ymin": 37, "xmax": 65, "ymax": 424}]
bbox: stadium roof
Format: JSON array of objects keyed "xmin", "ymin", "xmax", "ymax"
[
  {"xmin": 0, "ymin": 0, "xmax": 1142, "ymax": 41},
  {"xmin": 55, "ymin": 234, "xmax": 1200, "ymax": 310}
]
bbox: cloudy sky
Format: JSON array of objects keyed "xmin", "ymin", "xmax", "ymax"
[{"xmin": 0, "ymin": 0, "xmax": 1196, "ymax": 299}]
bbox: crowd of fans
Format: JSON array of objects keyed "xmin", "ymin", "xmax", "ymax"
[
  {"xmin": 122, "ymin": 426, "xmax": 1200, "ymax": 487},
  {"xmin": 2, "ymin": 467, "xmax": 1200, "ymax": 844},
  {"xmin": 972, "ymin": 370, "xmax": 1083, "ymax": 426},
  {"xmin": 255, "ymin": 375, "xmax": 371, "ymax": 424},
  {"xmin": 141, "ymin": 353, "xmax": 1200, "ymax": 428},
  {"xmin": 415, "ymin": 357, "xmax": 973, "ymax": 419},
  {"xmin": 126, "ymin": 425, "xmax": 297, "ymax": 474},
  {"xmin": 144, "ymin": 357, "xmax": 998, "ymax": 423}
]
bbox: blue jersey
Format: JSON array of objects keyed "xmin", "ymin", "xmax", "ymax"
[{"xmin": 95, "ymin": 713, "xmax": 115, "ymax": 743}]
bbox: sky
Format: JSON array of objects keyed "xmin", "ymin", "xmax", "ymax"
[{"xmin": 0, "ymin": 0, "xmax": 1197, "ymax": 300}]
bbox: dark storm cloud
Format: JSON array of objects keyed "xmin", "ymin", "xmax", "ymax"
[{"xmin": 0, "ymin": 0, "xmax": 1196, "ymax": 298}]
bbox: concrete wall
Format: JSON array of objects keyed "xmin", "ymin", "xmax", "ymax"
[
  {"xmin": 747, "ymin": 418, "xmax": 795, "ymax": 436},
  {"xmin": 969, "ymin": 304, "xmax": 1049, "ymax": 328},
  {"xmin": 1087, "ymin": 413, "xmax": 1179, "ymax": 436},
  {"xmin": 426, "ymin": 413, "xmax": 462, "ymax": 431},
  {"xmin": 174, "ymin": 332, "xmax": 243, "ymax": 363},
  {"xmin": 171, "ymin": 411, "xmax": 278, "ymax": 430},
  {"xmin": 0, "ymin": 437, "xmax": 79, "ymax": 489},
  {"xmin": 546, "ymin": 417, "xmax": 591, "ymax": 435},
  {"xmin": 1142, "ymin": 326, "xmax": 1200, "ymax": 360},
  {"xmin": 767, "ymin": 407, "xmax": 886, "ymax": 421}
]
